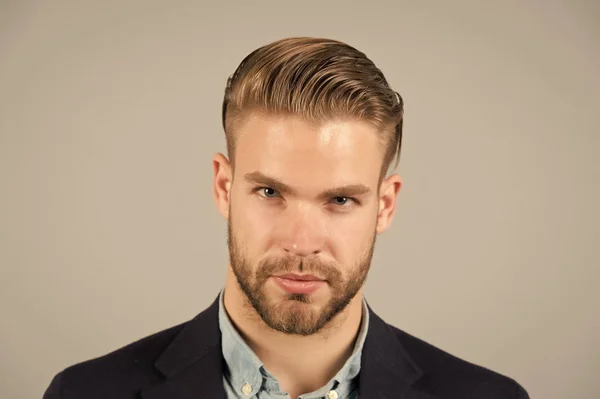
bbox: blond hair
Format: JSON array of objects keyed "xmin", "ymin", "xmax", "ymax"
[{"xmin": 221, "ymin": 37, "xmax": 404, "ymax": 175}]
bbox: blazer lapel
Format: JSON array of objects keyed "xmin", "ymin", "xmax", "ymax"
[
  {"xmin": 359, "ymin": 305, "xmax": 439, "ymax": 399},
  {"xmin": 141, "ymin": 296, "xmax": 226, "ymax": 399},
  {"xmin": 141, "ymin": 295, "xmax": 437, "ymax": 399}
]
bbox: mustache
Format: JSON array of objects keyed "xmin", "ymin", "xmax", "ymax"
[{"xmin": 257, "ymin": 256, "xmax": 342, "ymax": 283}]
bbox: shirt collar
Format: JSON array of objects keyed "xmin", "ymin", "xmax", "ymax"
[{"xmin": 218, "ymin": 288, "xmax": 370, "ymax": 397}]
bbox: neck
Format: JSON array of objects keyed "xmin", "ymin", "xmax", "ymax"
[{"xmin": 223, "ymin": 266, "xmax": 364, "ymax": 395}]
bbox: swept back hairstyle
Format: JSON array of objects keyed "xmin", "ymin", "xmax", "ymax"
[{"xmin": 221, "ymin": 37, "xmax": 404, "ymax": 177}]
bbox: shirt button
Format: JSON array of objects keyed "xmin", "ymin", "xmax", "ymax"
[
  {"xmin": 326, "ymin": 390, "xmax": 339, "ymax": 399},
  {"xmin": 241, "ymin": 383, "xmax": 253, "ymax": 395}
]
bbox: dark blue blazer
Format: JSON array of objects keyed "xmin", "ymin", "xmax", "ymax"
[{"xmin": 43, "ymin": 295, "xmax": 529, "ymax": 399}]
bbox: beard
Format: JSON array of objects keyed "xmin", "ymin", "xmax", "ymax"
[{"xmin": 227, "ymin": 219, "xmax": 376, "ymax": 336}]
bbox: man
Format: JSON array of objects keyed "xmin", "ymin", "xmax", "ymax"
[{"xmin": 43, "ymin": 37, "xmax": 529, "ymax": 399}]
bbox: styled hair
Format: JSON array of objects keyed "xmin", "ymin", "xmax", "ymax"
[{"xmin": 221, "ymin": 37, "xmax": 404, "ymax": 176}]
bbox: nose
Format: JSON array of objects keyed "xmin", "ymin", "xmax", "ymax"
[{"xmin": 280, "ymin": 205, "xmax": 325, "ymax": 257}]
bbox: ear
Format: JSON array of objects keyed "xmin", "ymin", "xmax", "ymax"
[
  {"xmin": 212, "ymin": 153, "xmax": 232, "ymax": 220},
  {"xmin": 376, "ymin": 173, "xmax": 402, "ymax": 234}
]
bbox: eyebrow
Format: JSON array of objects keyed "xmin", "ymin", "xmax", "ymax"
[{"xmin": 244, "ymin": 171, "xmax": 372, "ymax": 198}]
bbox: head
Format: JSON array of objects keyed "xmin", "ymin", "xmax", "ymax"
[{"xmin": 213, "ymin": 37, "xmax": 403, "ymax": 335}]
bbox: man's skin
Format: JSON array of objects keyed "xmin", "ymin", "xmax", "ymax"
[{"xmin": 212, "ymin": 112, "xmax": 402, "ymax": 399}]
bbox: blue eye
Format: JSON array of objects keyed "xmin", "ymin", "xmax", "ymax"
[
  {"xmin": 260, "ymin": 187, "xmax": 279, "ymax": 197},
  {"xmin": 332, "ymin": 197, "xmax": 349, "ymax": 205}
]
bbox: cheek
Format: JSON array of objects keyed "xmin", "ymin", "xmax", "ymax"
[
  {"xmin": 231, "ymin": 195, "xmax": 275, "ymax": 254},
  {"xmin": 333, "ymin": 215, "xmax": 377, "ymax": 262},
  {"xmin": 315, "ymin": 210, "xmax": 379, "ymax": 267}
]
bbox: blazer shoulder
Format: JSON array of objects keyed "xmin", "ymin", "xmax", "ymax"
[
  {"xmin": 42, "ymin": 370, "xmax": 63, "ymax": 399},
  {"xmin": 389, "ymin": 324, "xmax": 529, "ymax": 398},
  {"xmin": 44, "ymin": 320, "xmax": 188, "ymax": 399}
]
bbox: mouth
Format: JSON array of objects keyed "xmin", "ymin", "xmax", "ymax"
[
  {"xmin": 272, "ymin": 274, "xmax": 326, "ymax": 295},
  {"xmin": 275, "ymin": 273, "xmax": 325, "ymax": 282}
]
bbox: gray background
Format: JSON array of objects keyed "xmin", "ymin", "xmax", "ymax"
[{"xmin": 1, "ymin": 1, "xmax": 598, "ymax": 398}]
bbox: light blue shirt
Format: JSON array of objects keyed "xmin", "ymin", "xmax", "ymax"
[{"xmin": 218, "ymin": 289, "xmax": 369, "ymax": 399}]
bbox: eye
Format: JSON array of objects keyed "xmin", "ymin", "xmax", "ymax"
[
  {"xmin": 331, "ymin": 196, "xmax": 352, "ymax": 206},
  {"xmin": 257, "ymin": 187, "xmax": 280, "ymax": 198}
]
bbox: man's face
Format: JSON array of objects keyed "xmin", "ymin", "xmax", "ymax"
[{"xmin": 226, "ymin": 113, "xmax": 387, "ymax": 335}]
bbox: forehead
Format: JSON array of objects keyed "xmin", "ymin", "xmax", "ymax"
[{"xmin": 233, "ymin": 113, "xmax": 384, "ymax": 186}]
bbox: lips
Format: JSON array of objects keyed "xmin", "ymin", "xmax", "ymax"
[
  {"xmin": 276, "ymin": 273, "xmax": 324, "ymax": 282},
  {"xmin": 272, "ymin": 274, "xmax": 326, "ymax": 294}
]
